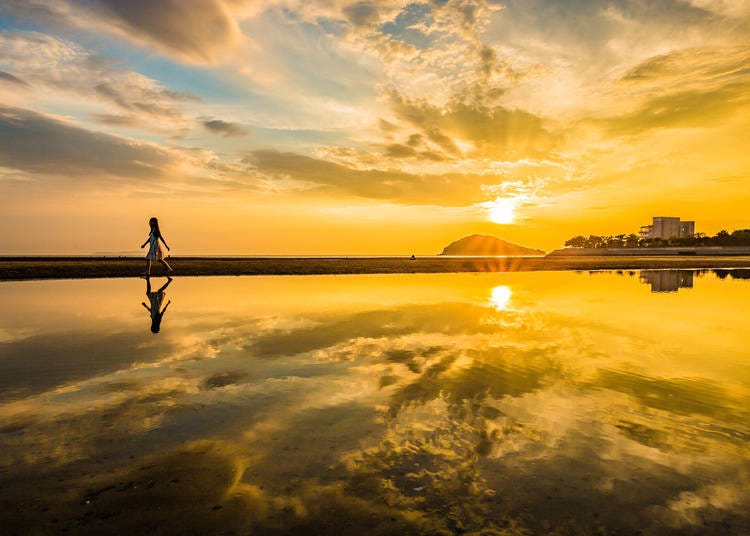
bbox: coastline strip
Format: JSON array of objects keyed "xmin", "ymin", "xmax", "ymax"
[{"xmin": 2, "ymin": 256, "xmax": 750, "ymax": 280}]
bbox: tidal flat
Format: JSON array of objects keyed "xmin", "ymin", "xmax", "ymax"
[
  {"xmin": 3, "ymin": 255, "xmax": 750, "ymax": 280},
  {"xmin": 1, "ymin": 270, "xmax": 749, "ymax": 534}
]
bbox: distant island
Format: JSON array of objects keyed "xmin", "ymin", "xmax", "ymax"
[{"xmin": 440, "ymin": 234, "xmax": 545, "ymax": 256}]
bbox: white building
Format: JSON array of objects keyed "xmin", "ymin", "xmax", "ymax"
[{"xmin": 639, "ymin": 217, "xmax": 695, "ymax": 240}]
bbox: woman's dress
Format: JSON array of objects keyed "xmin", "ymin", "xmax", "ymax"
[
  {"xmin": 147, "ymin": 290, "xmax": 165, "ymax": 318},
  {"xmin": 146, "ymin": 231, "xmax": 163, "ymax": 261}
]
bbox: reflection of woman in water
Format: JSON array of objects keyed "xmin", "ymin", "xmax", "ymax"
[
  {"xmin": 142, "ymin": 277, "xmax": 172, "ymax": 333},
  {"xmin": 140, "ymin": 217, "xmax": 173, "ymax": 277}
]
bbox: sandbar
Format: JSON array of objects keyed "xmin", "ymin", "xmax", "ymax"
[{"xmin": 2, "ymin": 256, "xmax": 750, "ymax": 280}]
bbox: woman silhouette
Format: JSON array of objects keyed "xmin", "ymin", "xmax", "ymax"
[
  {"xmin": 142, "ymin": 277, "xmax": 172, "ymax": 333},
  {"xmin": 140, "ymin": 217, "xmax": 173, "ymax": 277}
]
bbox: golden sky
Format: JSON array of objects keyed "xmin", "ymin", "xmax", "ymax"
[{"xmin": 1, "ymin": 0, "xmax": 749, "ymax": 254}]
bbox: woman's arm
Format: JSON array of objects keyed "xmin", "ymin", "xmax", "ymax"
[
  {"xmin": 160, "ymin": 235, "xmax": 170, "ymax": 251},
  {"xmin": 141, "ymin": 302, "xmax": 151, "ymax": 312},
  {"xmin": 160, "ymin": 300, "xmax": 172, "ymax": 314},
  {"xmin": 140, "ymin": 239, "xmax": 149, "ymax": 248}
]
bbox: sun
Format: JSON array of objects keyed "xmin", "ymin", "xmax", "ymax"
[{"xmin": 487, "ymin": 197, "xmax": 516, "ymax": 224}]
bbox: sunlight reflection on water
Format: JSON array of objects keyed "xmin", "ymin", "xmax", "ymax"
[{"xmin": 489, "ymin": 285, "xmax": 512, "ymax": 310}]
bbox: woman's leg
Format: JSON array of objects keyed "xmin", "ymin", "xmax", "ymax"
[
  {"xmin": 144, "ymin": 259, "xmax": 151, "ymax": 276},
  {"xmin": 159, "ymin": 258, "xmax": 173, "ymax": 273}
]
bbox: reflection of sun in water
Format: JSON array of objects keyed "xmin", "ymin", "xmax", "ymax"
[
  {"xmin": 490, "ymin": 285, "xmax": 512, "ymax": 310},
  {"xmin": 487, "ymin": 197, "xmax": 516, "ymax": 224}
]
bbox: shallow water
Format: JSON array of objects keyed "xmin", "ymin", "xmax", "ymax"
[{"xmin": 1, "ymin": 270, "xmax": 749, "ymax": 534}]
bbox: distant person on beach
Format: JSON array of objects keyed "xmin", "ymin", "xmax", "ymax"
[
  {"xmin": 140, "ymin": 217, "xmax": 173, "ymax": 277},
  {"xmin": 142, "ymin": 276, "xmax": 172, "ymax": 333}
]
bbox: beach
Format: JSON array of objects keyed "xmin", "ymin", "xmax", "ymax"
[{"xmin": 3, "ymin": 255, "xmax": 750, "ymax": 280}]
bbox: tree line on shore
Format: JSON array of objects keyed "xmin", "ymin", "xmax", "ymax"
[{"xmin": 564, "ymin": 229, "xmax": 750, "ymax": 249}]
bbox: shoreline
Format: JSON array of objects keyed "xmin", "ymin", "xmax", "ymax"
[{"xmin": 3, "ymin": 256, "xmax": 750, "ymax": 281}]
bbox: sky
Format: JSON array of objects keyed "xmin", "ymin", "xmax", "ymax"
[{"xmin": 0, "ymin": 0, "xmax": 749, "ymax": 255}]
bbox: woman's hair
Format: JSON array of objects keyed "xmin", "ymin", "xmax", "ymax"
[{"xmin": 149, "ymin": 217, "xmax": 161, "ymax": 238}]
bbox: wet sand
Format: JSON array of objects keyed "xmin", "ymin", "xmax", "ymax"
[{"xmin": 3, "ymin": 256, "xmax": 750, "ymax": 280}]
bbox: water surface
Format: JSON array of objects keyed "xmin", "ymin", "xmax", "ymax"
[{"xmin": 1, "ymin": 270, "xmax": 749, "ymax": 534}]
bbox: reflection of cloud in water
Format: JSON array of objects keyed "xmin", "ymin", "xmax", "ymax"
[{"xmin": 1, "ymin": 273, "xmax": 750, "ymax": 533}]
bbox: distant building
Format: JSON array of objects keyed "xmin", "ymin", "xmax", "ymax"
[
  {"xmin": 679, "ymin": 220, "xmax": 695, "ymax": 237},
  {"xmin": 639, "ymin": 217, "xmax": 695, "ymax": 240}
]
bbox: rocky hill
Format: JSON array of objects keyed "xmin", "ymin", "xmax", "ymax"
[{"xmin": 440, "ymin": 234, "xmax": 544, "ymax": 256}]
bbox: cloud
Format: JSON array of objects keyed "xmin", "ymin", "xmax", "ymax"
[
  {"xmin": 94, "ymin": 82, "xmax": 184, "ymax": 118},
  {"xmin": 594, "ymin": 369, "xmax": 741, "ymax": 421},
  {"xmin": 342, "ymin": 1, "xmax": 381, "ymax": 28},
  {"xmin": 605, "ymin": 84, "xmax": 750, "ymax": 135},
  {"xmin": 87, "ymin": 0, "xmax": 245, "ymax": 63},
  {"xmin": 0, "ymin": 70, "xmax": 28, "ymax": 87},
  {"xmin": 247, "ymin": 135, "xmax": 571, "ymax": 206},
  {"xmin": 247, "ymin": 149, "xmax": 511, "ymax": 205},
  {"xmin": 383, "ymin": 143, "xmax": 446, "ymax": 161},
  {"xmin": 386, "ymin": 89, "xmax": 558, "ymax": 159},
  {"xmin": 269, "ymin": 0, "xmax": 519, "ymax": 110},
  {"xmin": 378, "ymin": 118, "xmax": 398, "ymax": 132},
  {"xmin": 203, "ymin": 118, "xmax": 250, "ymax": 137},
  {"xmin": 605, "ymin": 47, "xmax": 750, "ymax": 137},
  {"xmin": 0, "ymin": 0, "xmax": 246, "ymax": 65},
  {"xmin": 91, "ymin": 113, "xmax": 141, "ymax": 127},
  {"xmin": 478, "ymin": 45, "xmax": 498, "ymax": 78},
  {"xmin": 0, "ymin": 105, "xmax": 174, "ymax": 180},
  {"xmin": 0, "ymin": 31, "xmax": 199, "ymax": 128},
  {"xmin": 246, "ymin": 303, "xmax": 486, "ymax": 358},
  {"xmin": 0, "ymin": 329, "xmax": 174, "ymax": 400},
  {"xmin": 249, "ymin": 149, "xmax": 426, "ymax": 200},
  {"xmin": 383, "ymin": 143, "xmax": 418, "ymax": 158},
  {"xmin": 680, "ymin": 0, "xmax": 750, "ymax": 19},
  {"xmin": 620, "ymin": 46, "xmax": 750, "ymax": 86}
]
